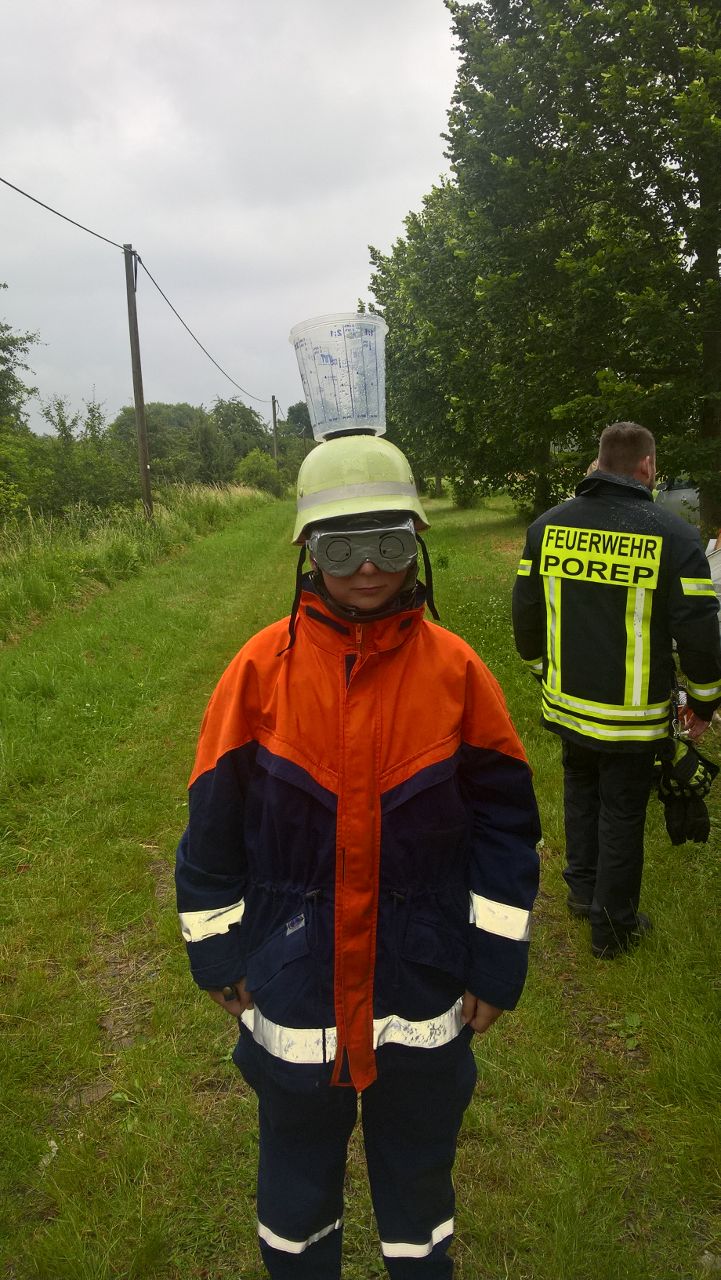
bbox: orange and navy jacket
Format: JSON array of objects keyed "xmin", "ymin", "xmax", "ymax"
[{"xmin": 176, "ymin": 582, "xmax": 541, "ymax": 1091}]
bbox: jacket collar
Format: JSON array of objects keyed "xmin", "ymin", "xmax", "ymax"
[
  {"xmin": 296, "ymin": 582, "xmax": 427, "ymax": 656},
  {"xmin": 575, "ymin": 470, "xmax": 654, "ymax": 502}
]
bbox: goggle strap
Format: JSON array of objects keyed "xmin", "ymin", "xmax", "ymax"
[
  {"xmin": 277, "ymin": 543, "xmax": 307, "ymax": 655},
  {"xmin": 417, "ymin": 533, "xmax": 440, "ymax": 620}
]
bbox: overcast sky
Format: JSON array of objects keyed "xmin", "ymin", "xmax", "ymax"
[{"xmin": 2, "ymin": 0, "xmax": 460, "ymax": 435}]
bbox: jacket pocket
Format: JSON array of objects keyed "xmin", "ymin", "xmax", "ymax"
[
  {"xmin": 402, "ymin": 914, "xmax": 469, "ymax": 986},
  {"xmin": 245, "ymin": 913, "xmax": 310, "ymax": 992}
]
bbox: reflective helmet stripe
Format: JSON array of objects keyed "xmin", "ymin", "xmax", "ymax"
[{"xmin": 297, "ymin": 479, "xmax": 419, "ymax": 513}]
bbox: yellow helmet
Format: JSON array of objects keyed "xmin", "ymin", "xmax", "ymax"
[{"xmin": 293, "ymin": 435, "xmax": 429, "ymax": 543}]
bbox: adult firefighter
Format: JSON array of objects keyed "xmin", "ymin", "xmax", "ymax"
[
  {"xmin": 176, "ymin": 431, "xmax": 540, "ymax": 1279},
  {"xmin": 512, "ymin": 420, "xmax": 721, "ymax": 959}
]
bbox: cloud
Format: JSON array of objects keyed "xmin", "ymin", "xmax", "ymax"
[{"xmin": 1, "ymin": 0, "xmax": 459, "ymax": 428}]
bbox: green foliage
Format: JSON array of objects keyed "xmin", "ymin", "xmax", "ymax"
[
  {"xmin": 371, "ymin": 2, "xmax": 721, "ymax": 520},
  {"xmin": 234, "ymin": 446, "xmax": 285, "ymax": 496},
  {"xmin": 0, "ymin": 284, "xmax": 37, "ymax": 425},
  {"xmin": 0, "ymin": 486, "xmax": 268, "ymax": 643}
]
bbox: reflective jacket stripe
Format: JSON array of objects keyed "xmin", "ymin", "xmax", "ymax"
[
  {"xmin": 624, "ymin": 586, "xmax": 653, "ymax": 706},
  {"xmin": 681, "ymin": 577, "xmax": 718, "ymax": 597},
  {"xmin": 543, "ymin": 686, "xmax": 669, "ymax": 721},
  {"xmin": 541, "ymin": 699, "xmax": 669, "ymax": 741},
  {"xmin": 241, "ymin": 999, "xmax": 464, "ymax": 1064},
  {"xmin": 686, "ymin": 678, "xmax": 721, "ymax": 702},
  {"xmin": 516, "ymin": 559, "xmax": 532, "ymax": 577},
  {"xmin": 544, "ymin": 575, "xmax": 562, "ymax": 693},
  {"xmin": 179, "ymin": 899, "xmax": 245, "ymax": 943},
  {"xmin": 469, "ymin": 891, "xmax": 531, "ymax": 942}
]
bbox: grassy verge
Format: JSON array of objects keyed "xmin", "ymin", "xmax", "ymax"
[
  {"xmin": 0, "ymin": 485, "xmax": 271, "ymax": 644},
  {"xmin": 0, "ymin": 495, "xmax": 719, "ymax": 1279}
]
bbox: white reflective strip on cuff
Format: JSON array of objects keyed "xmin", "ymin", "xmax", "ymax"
[
  {"xmin": 517, "ymin": 560, "xmax": 532, "ymax": 576},
  {"xmin": 297, "ymin": 480, "xmax": 418, "ymax": 512},
  {"xmin": 258, "ymin": 1216, "xmax": 342, "ymax": 1254},
  {"xmin": 381, "ymin": 1217, "xmax": 454, "ymax": 1259},
  {"xmin": 686, "ymin": 680, "xmax": 721, "ymax": 701},
  {"xmin": 179, "ymin": 898, "xmax": 245, "ymax": 943},
  {"xmin": 681, "ymin": 578, "xmax": 717, "ymax": 596},
  {"xmin": 241, "ymin": 1000, "xmax": 464, "ymax": 1064},
  {"xmin": 469, "ymin": 891, "xmax": 531, "ymax": 942}
]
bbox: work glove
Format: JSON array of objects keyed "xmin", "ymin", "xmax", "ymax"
[
  {"xmin": 685, "ymin": 795, "xmax": 712, "ymax": 843},
  {"xmin": 656, "ymin": 740, "xmax": 718, "ymax": 800},
  {"xmin": 656, "ymin": 740, "xmax": 718, "ymax": 845}
]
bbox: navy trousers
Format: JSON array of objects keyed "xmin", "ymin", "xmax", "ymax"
[
  {"xmin": 561, "ymin": 739, "xmax": 656, "ymax": 950},
  {"xmin": 234, "ymin": 1028, "xmax": 478, "ymax": 1279}
]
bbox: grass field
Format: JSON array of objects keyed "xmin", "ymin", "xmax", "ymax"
[{"xmin": 1, "ymin": 495, "xmax": 719, "ymax": 1279}]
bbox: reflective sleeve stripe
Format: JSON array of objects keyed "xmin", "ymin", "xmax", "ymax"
[
  {"xmin": 469, "ymin": 892, "xmax": 531, "ymax": 942},
  {"xmin": 258, "ymin": 1217, "xmax": 342, "ymax": 1254},
  {"xmin": 680, "ymin": 577, "xmax": 718, "ymax": 597},
  {"xmin": 179, "ymin": 898, "xmax": 245, "ymax": 943},
  {"xmin": 516, "ymin": 559, "xmax": 532, "ymax": 576},
  {"xmin": 381, "ymin": 1217, "xmax": 454, "ymax": 1259},
  {"xmin": 523, "ymin": 657, "xmax": 544, "ymax": 673},
  {"xmin": 241, "ymin": 999, "xmax": 463, "ymax": 1064},
  {"xmin": 685, "ymin": 679, "xmax": 721, "ymax": 701}
]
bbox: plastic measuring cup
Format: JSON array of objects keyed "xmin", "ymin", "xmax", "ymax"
[{"xmin": 289, "ymin": 312, "xmax": 388, "ymax": 440}]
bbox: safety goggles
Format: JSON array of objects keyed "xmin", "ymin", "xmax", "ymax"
[{"xmin": 307, "ymin": 518, "xmax": 418, "ymax": 577}]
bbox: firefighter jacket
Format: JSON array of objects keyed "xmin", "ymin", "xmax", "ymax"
[
  {"xmin": 176, "ymin": 581, "xmax": 540, "ymax": 1092},
  {"xmin": 512, "ymin": 472, "xmax": 721, "ymax": 751}
]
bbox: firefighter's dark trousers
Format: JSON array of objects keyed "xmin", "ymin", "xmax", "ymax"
[
  {"xmin": 561, "ymin": 739, "xmax": 656, "ymax": 950},
  {"xmin": 234, "ymin": 1028, "xmax": 478, "ymax": 1279}
]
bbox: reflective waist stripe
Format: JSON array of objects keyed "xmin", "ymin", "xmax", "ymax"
[
  {"xmin": 542, "ymin": 699, "xmax": 668, "ymax": 741},
  {"xmin": 469, "ymin": 891, "xmax": 531, "ymax": 942},
  {"xmin": 258, "ymin": 1217, "xmax": 342, "ymax": 1254},
  {"xmin": 381, "ymin": 1217, "xmax": 454, "ymax": 1259},
  {"xmin": 544, "ymin": 686, "xmax": 670, "ymax": 721},
  {"xmin": 241, "ymin": 999, "xmax": 464, "ymax": 1064},
  {"xmin": 179, "ymin": 898, "xmax": 245, "ymax": 943}
]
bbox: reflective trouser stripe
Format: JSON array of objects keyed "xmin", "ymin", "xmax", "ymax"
[
  {"xmin": 241, "ymin": 1000, "xmax": 464, "ymax": 1064},
  {"xmin": 469, "ymin": 891, "xmax": 531, "ymax": 941},
  {"xmin": 381, "ymin": 1216, "xmax": 454, "ymax": 1258},
  {"xmin": 257, "ymin": 1216, "xmax": 342, "ymax": 1254}
]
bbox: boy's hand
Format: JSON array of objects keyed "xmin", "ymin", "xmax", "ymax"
[
  {"xmin": 207, "ymin": 979, "xmax": 254, "ymax": 1018},
  {"xmin": 461, "ymin": 992, "xmax": 503, "ymax": 1035}
]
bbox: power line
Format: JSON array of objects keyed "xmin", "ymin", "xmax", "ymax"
[
  {"xmin": 0, "ymin": 173, "xmax": 273, "ymax": 407},
  {"xmin": 0, "ymin": 174, "xmax": 124, "ymax": 250},
  {"xmin": 136, "ymin": 255, "xmax": 272, "ymax": 405}
]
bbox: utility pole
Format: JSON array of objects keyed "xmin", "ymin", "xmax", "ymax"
[
  {"xmin": 123, "ymin": 244, "xmax": 153, "ymax": 519},
  {"xmin": 271, "ymin": 394, "xmax": 279, "ymax": 467}
]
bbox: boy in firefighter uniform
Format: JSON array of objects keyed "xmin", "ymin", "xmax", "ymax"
[
  {"xmin": 512, "ymin": 420, "xmax": 721, "ymax": 958},
  {"xmin": 176, "ymin": 431, "xmax": 540, "ymax": 1278}
]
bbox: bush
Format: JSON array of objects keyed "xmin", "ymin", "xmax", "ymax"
[{"xmin": 234, "ymin": 449, "xmax": 285, "ymax": 497}]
